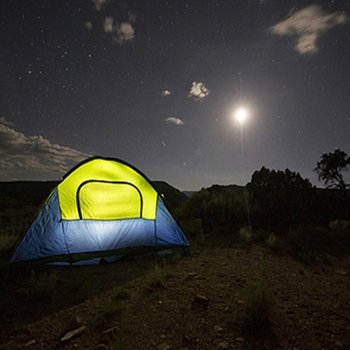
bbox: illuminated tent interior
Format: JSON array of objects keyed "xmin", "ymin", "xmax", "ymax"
[{"xmin": 10, "ymin": 157, "xmax": 189, "ymax": 265}]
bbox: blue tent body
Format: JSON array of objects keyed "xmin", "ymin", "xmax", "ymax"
[{"xmin": 10, "ymin": 157, "xmax": 189, "ymax": 265}]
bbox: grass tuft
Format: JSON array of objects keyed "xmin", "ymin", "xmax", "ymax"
[
  {"xmin": 180, "ymin": 219, "xmax": 204, "ymax": 244},
  {"xmin": 28, "ymin": 269, "xmax": 59, "ymax": 303},
  {"xmin": 329, "ymin": 219, "xmax": 350, "ymax": 231},
  {"xmin": 242, "ymin": 281, "xmax": 273, "ymax": 333},
  {"xmin": 146, "ymin": 264, "xmax": 164, "ymax": 288},
  {"xmin": 239, "ymin": 226, "xmax": 253, "ymax": 245},
  {"xmin": 104, "ymin": 292, "xmax": 128, "ymax": 321},
  {"xmin": 265, "ymin": 233, "xmax": 280, "ymax": 251},
  {"xmin": 0, "ymin": 235, "xmax": 18, "ymax": 253}
]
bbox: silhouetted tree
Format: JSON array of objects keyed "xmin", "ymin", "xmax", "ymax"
[
  {"xmin": 315, "ymin": 149, "xmax": 350, "ymax": 219},
  {"xmin": 315, "ymin": 149, "xmax": 350, "ymax": 195},
  {"xmin": 247, "ymin": 167, "xmax": 316, "ymax": 230},
  {"xmin": 176, "ymin": 186, "xmax": 247, "ymax": 234}
]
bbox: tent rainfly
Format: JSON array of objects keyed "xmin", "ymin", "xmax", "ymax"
[{"xmin": 10, "ymin": 157, "xmax": 189, "ymax": 265}]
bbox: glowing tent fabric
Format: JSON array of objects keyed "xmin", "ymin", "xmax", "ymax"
[{"xmin": 10, "ymin": 157, "xmax": 189, "ymax": 265}]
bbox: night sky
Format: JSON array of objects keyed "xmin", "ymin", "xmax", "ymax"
[{"xmin": 1, "ymin": 0, "xmax": 349, "ymax": 190}]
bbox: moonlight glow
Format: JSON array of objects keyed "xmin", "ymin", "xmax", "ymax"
[{"xmin": 234, "ymin": 107, "xmax": 249, "ymax": 125}]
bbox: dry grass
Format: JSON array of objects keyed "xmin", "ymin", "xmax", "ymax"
[
  {"xmin": 242, "ymin": 280, "xmax": 273, "ymax": 333},
  {"xmin": 239, "ymin": 226, "xmax": 253, "ymax": 245},
  {"xmin": 0, "ymin": 235, "xmax": 17, "ymax": 253},
  {"xmin": 265, "ymin": 232, "xmax": 280, "ymax": 251}
]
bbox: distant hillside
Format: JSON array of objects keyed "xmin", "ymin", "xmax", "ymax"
[
  {"xmin": 183, "ymin": 191, "xmax": 196, "ymax": 198},
  {"xmin": 206, "ymin": 184, "xmax": 246, "ymax": 193},
  {"xmin": 0, "ymin": 180, "xmax": 187, "ymax": 211},
  {"xmin": 183, "ymin": 184, "xmax": 246, "ymax": 198},
  {"xmin": 0, "ymin": 181, "xmax": 58, "ymax": 210},
  {"xmin": 152, "ymin": 181, "xmax": 188, "ymax": 210}
]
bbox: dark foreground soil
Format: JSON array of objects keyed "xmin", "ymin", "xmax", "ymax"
[{"xmin": 1, "ymin": 245, "xmax": 350, "ymax": 350}]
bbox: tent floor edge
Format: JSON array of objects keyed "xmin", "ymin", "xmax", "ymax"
[{"xmin": 8, "ymin": 244, "xmax": 187, "ymax": 267}]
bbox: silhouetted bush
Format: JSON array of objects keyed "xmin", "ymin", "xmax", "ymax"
[
  {"xmin": 179, "ymin": 219, "xmax": 204, "ymax": 243},
  {"xmin": 265, "ymin": 233, "xmax": 280, "ymax": 251},
  {"xmin": 239, "ymin": 226, "xmax": 253, "ymax": 246},
  {"xmin": 176, "ymin": 185, "xmax": 248, "ymax": 234},
  {"xmin": 317, "ymin": 188, "xmax": 350, "ymax": 223},
  {"xmin": 247, "ymin": 167, "xmax": 318, "ymax": 231}
]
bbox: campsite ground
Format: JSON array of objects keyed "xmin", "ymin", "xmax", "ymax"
[
  {"xmin": 1, "ymin": 239, "xmax": 350, "ymax": 350},
  {"xmin": 1, "ymin": 184, "xmax": 350, "ymax": 349}
]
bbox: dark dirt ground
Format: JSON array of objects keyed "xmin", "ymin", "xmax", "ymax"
[{"xmin": 1, "ymin": 243, "xmax": 350, "ymax": 350}]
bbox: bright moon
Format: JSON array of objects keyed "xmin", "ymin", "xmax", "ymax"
[{"xmin": 234, "ymin": 107, "xmax": 249, "ymax": 124}]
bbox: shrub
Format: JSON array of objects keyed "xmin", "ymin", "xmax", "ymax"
[
  {"xmin": 28, "ymin": 269, "xmax": 59, "ymax": 303},
  {"xmin": 265, "ymin": 233, "xmax": 280, "ymax": 251},
  {"xmin": 165, "ymin": 250, "xmax": 182, "ymax": 265},
  {"xmin": 329, "ymin": 219, "xmax": 350, "ymax": 231},
  {"xmin": 0, "ymin": 234, "xmax": 17, "ymax": 253},
  {"xmin": 176, "ymin": 186, "xmax": 248, "ymax": 234},
  {"xmin": 242, "ymin": 281, "xmax": 273, "ymax": 333},
  {"xmin": 115, "ymin": 289, "xmax": 130, "ymax": 300},
  {"xmin": 284, "ymin": 230, "xmax": 315, "ymax": 264},
  {"xmin": 104, "ymin": 290, "xmax": 129, "ymax": 321},
  {"xmin": 180, "ymin": 219, "xmax": 204, "ymax": 243},
  {"xmin": 145, "ymin": 264, "xmax": 165, "ymax": 289},
  {"xmin": 247, "ymin": 167, "xmax": 317, "ymax": 229},
  {"xmin": 239, "ymin": 227, "xmax": 252, "ymax": 245}
]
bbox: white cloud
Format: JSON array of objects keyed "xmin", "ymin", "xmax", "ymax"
[
  {"xmin": 270, "ymin": 5, "xmax": 348, "ymax": 54},
  {"xmin": 165, "ymin": 117, "xmax": 184, "ymax": 126},
  {"xmin": 128, "ymin": 12, "xmax": 137, "ymax": 24},
  {"xmin": 0, "ymin": 116, "xmax": 14, "ymax": 127},
  {"xmin": 161, "ymin": 89, "xmax": 171, "ymax": 97},
  {"xmin": 84, "ymin": 21, "xmax": 93, "ymax": 31},
  {"xmin": 114, "ymin": 22, "xmax": 135, "ymax": 43},
  {"xmin": 92, "ymin": 0, "xmax": 107, "ymax": 11},
  {"xmin": 0, "ymin": 121, "xmax": 88, "ymax": 180},
  {"xmin": 188, "ymin": 81, "xmax": 210, "ymax": 101},
  {"xmin": 103, "ymin": 16, "xmax": 114, "ymax": 33},
  {"xmin": 89, "ymin": 5, "xmax": 136, "ymax": 44}
]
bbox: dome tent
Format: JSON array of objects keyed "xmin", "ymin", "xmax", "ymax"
[{"xmin": 10, "ymin": 157, "xmax": 189, "ymax": 265}]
